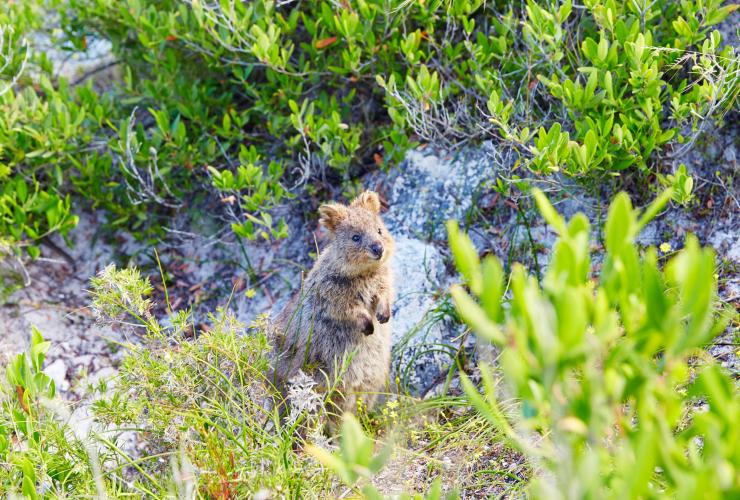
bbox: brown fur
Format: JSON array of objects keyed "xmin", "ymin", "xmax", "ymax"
[{"xmin": 272, "ymin": 190, "xmax": 394, "ymax": 415}]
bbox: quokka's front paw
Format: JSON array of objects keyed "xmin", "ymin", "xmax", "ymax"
[
  {"xmin": 375, "ymin": 301, "xmax": 391, "ymax": 324},
  {"xmin": 359, "ymin": 313, "xmax": 374, "ymax": 336}
]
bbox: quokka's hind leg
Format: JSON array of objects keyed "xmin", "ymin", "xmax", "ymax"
[{"xmin": 358, "ymin": 392, "xmax": 380, "ymax": 412}]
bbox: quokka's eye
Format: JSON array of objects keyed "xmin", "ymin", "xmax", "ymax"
[
  {"xmin": 352, "ymin": 234, "xmax": 361, "ymax": 242},
  {"xmin": 377, "ymin": 228, "xmax": 382, "ymax": 235}
]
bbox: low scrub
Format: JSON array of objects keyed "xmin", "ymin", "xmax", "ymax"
[
  {"xmin": 1, "ymin": 188, "xmax": 738, "ymax": 497},
  {"xmin": 449, "ymin": 189, "xmax": 739, "ymax": 497},
  {"xmin": 0, "ymin": 265, "xmax": 507, "ymax": 497},
  {"xmin": 1, "ymin": 0, "xmax": 737, "ymax": 257},
  {"xmin": 1, "ymin": 265, "xmax": 333, "ymax": 497}
]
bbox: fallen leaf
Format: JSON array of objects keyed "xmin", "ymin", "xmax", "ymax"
[
  {"xmin": 232, "ymin": 276, "xmax": 246, "ymax": 292},
  {"xmin": 170, "ymin": 296, "xmax": 183, "ymax": 310},
  {"xmin": 16, "ymin": 386, "xmax": 29, "ymax": 414},
  {"xmin": 315, "ymin": 36, "xmax": 337, "ymax": 49},
  {"xmin": 505, "ymin": 199, "xmax": 518, "ymax": 210}
]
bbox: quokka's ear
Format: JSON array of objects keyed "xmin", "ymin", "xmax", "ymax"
[
  {"xmin": 351, "ymin": 190, "xmax": 381, "ymax": 214},
  {"xmin": 318, "ymin": 203, "xmax": 348, "ymax": 232}
]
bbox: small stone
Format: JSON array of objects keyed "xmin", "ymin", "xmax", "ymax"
[
  {"xmin": 74, "ymin": 354, "xmax": 94, "ymax": 367},
  {"xmin": 87, "ymin": 366, "xmax": 118, "ymax": 387},
  {"xmin": 723, "ymin": 146, "xmax": 736, "ymax": 163},
  {"xmin": 45, "ymin": 359, "xmax": 69, "ymax": 392}
]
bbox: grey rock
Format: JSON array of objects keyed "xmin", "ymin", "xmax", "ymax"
[
  {"xmin": 390, "ymin": 236, "xmax": 445, "ymax": 343},
  {"xmin": 74, "ymin": 354, "xmax": 94, "ymax": 368},
  {"xmin": 380, "ymin": 146, "xmax": 512, "ymax": 391},
  {"xmin": 389, "ymin": 236, "xmax": 453, "ymax": 392},
  {"xmin": 87, "ymin": 366, "xmax": 118, "ymax": 388},
  {"xmin": 386, "ymin": 144, "xmax": 511, "ymax": 240},
  {"xmin": 710, "ymin": 230, "xmax": 740, "ymax": 264}
]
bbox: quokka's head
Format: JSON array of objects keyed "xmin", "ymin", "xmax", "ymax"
[{"xmin": 318, "ymin": 191, "xmax": 395, "ymax": 273}]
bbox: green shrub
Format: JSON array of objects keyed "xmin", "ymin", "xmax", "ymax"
[
  {"xmin": 0, "ymin": 76, "xmax": 107, "ymax": 257},
  {"xmin": 87, "ymin": 265, "xmax": 333, "ymax": 497},
  {"xmin": 1, "ymin": 265, "xmax": 334, "ymax": 497},
  {"xmin": 2, "ymin": 0, "xmax": 736, "ymax": 257},
  {"xmin": 479, "ymin": 0, "xmax": 737, "ymax": 174},
  {"xmin": 448, "ymin": 189, "xmax": 738, "ymax": 497},
  {"xmin": 0, "ymin": 328, "xmax": 114, "ymax": 497},
  {"xmin": 66, "ymin": 0, "xmax": 737, "ymax": 222},
  {"xmin": 531, "ymin": 0, "xmax": 737, "ymax": 173},
  {"xmin": 0, "ymin": 2, "xmax": 92, "ymax": 258}
]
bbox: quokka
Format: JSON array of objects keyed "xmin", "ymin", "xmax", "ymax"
[{"xmin": 272, "ymin": 190, "xmax": 394, "ymax": 415}]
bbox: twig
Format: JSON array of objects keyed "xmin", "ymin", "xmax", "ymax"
[{"xmin": 0, "ymin": 25, "xmax": 29, "ymax": 97}]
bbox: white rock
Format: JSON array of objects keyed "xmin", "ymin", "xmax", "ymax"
[
  {"xmin": 389, "ymin": 236, "xmax": 467, "ymax": 392},
  {"xmin": 74, "ymin": 354, "xmax": 94, "ymax": 368},
  {"xmin": 45, "ymin": 359, "xmax": 69, "ymax": 392},
  {"xmin": 390, "ymin": 236, "xmax": 445, "ymax": 343},
  {"xmin": 87, "ymin": 366, "xmax": 118, "ymax": 389},
  {"xmin": 709, "ymin": 230, "xmax": 740, "ymax": 264}
]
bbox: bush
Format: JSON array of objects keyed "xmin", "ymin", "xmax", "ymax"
[
  {"xmin": 1, "ymin": 328, "xmax": 112, "ymax": 497},
  {"xmin": 0, "ymin": 3, "xmax": 92, "ymax": 258},
  {"xmin": 448, "ymin": 189, "xmax": 738, "ymax": 497},
  {"xmin": 1, "ymin": 0, "xmax": 736, "ymax": 257},
  {"xmin": 69, "ymin": 0, "xmax": 736, "ymax": 178},
  {"xmin": 88, "ymin": 265, "xmax": 336, "ymax": 497},
  {"xmin": 516, "ymin": 0, "xmax": 738, "ymax": 173},
  {"xmin": 1, "ymin": 264, "xmax": 337, "ymax": 497}
]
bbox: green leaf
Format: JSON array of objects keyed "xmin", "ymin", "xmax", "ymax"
[
  {"xmin": 447, "ymin": 220, "xmax": 482, "ymax": 294},
  {"xmin": 636, "ymin": 188, "xmax": 672, "ymax": 231},
  {"xmin": 479, "ymin": 256, "xmax": 504, "ymax": 322},
  {"xmin": 532, "ymin": 189, "xmax": 566, "ymax": 234},
  {"xmin": 22, "ymin": 476, "xmax": 38, "ymax": 500},
  {"xmin": 450, "ymin": 285, "xmax": 505, "ymax": 344},
  {"xmin": 27, "ymin": 245, "xmax": 41, "ymax": 260},
  {"xmin": 605, "ymin": 192, "xmax": 634, "ymax": 252}
]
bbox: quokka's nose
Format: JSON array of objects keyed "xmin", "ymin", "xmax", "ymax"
[{"xmin": 370, "ymin": 242, "xmax": 384, "ymax": 258}]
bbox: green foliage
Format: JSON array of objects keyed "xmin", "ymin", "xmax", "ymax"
[
  {"xmin": 307, "ymin": 414, "xmax": 392, "ymax": 491},
  {"xmin": 491, "ymin": 0, "xmax": 737, "ymax": 174},
  {"xmin": 92, "ymin": 314, "xmax": 320, "ymax": 497},
  {"xmin": 1, "ymin": 0, "xmax": 736, "ymax": 257},
  {"xmin": 449, "ymin": 189, "xmax": 738, "ymax": 498},
  {"xmin": 1, "ymin": 266, "xmax": 336, "ymax": 497},
  {"xmin": 6, "ymin": 327, "xmax": 56, "ymax": 401},
  {"xmin": 308, "ymin": 413, "xmax": 458, "ymax": 500},
  {"xmin": 1, "ymin": 0, "xmax": 737, "ymax": 495},
  {"xmin": 660, "ymin": 163, "xmax": 695, "ymax": 205},
  {"xmin": 0, "ymin": 327, "xmax": 112, "ymax": 497},
  {"xmin": 0, "ymin": 3, "xmax": 96, "ymax": 258},
  {"xmin": 0, "ymin": 265, "xmax": 503, "ymax": 498},
  {"xmin": 207, "ymin": 145, "xmax": 290, "ymax": 241},
  {"xmin": 89, "ymin": 264, "xmax": 154, "ymax": 322},
  {"xmin": 86, "ymin": 265, "xmax": 332, "ymax": 497}
]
